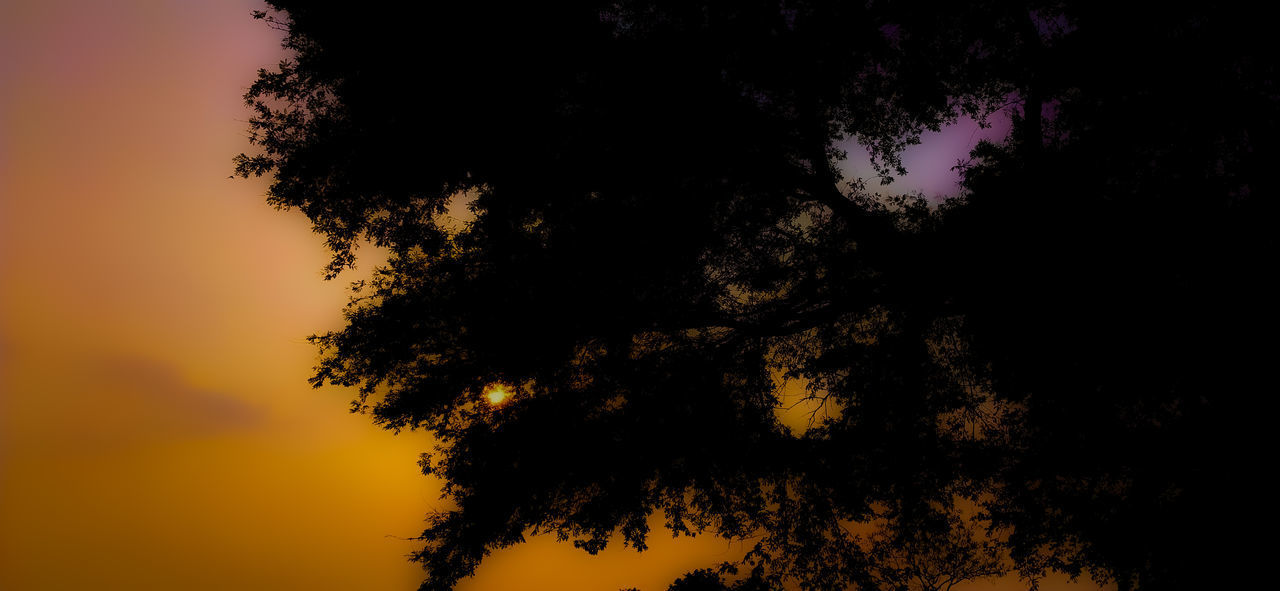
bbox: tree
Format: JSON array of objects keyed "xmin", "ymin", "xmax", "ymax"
[
  {"xmin": 862, "ymin": 499, "xmax": 1008, "ymax": 591},
  {"xmin": 237, "ymin": 2, "xmax": 1276, "ymax": 590}
]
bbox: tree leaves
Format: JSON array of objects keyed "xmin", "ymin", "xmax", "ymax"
[{"xmin": 238, "ymin": 2, "xmax": 1276, "ymax": 590}]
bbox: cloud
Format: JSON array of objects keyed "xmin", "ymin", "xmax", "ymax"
[{"xmin": 2, "ymin": 351, "xmax": 264, "ymax": 451}]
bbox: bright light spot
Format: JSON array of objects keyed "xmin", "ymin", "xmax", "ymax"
[{"xmin": 483, "ymin": 384, "xmax": 510, "ymax": 406}]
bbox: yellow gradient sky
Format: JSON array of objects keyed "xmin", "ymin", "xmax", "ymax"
[{"xmin": 0, "ymin": 2, "xmax": 1104, "ymax": 590}]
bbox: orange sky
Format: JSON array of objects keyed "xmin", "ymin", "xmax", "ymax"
[{"xmin": 0, "ymin": 2, "xmax": 1104, "ymax": 590}]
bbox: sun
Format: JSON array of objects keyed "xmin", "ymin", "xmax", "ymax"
[{"xmin": 483, "ymin": 383, "xmax": 510, "ymax": 406}]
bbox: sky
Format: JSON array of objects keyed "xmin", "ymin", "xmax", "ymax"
[{"xmin": 1, "ymin": 2, "xmax": 1094, "ymax": 590}]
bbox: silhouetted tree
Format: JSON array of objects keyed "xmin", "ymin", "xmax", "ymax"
[
  {"xmin": 648, "ymin": 568, "xmax": 780, "ymax": 591},
  {"xmin": 862, "ymin": 498, "xmax": 1008, "ymax": 591},
  {"xmin": 237, "ymin": 2, "xmax": 1276, "ymax": 590},
  {"xmin": 930, "ymin": 6, "xmax": 1278, "ymax": 588}
]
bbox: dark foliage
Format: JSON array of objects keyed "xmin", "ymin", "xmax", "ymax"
[{"xmin": 237, "ymin": 2, "xmax": 1276, "ymax": 590}]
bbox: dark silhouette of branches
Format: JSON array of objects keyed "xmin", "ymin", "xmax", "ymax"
[{"xmin": 238, "ymin": 2, "xmax": 1277, "ymax": 590}]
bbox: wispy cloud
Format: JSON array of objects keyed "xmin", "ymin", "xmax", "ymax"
[{"xmin": 3, "ymin": 351, "xmax": 264, "ymax": 452}]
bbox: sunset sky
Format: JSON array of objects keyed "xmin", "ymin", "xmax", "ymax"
[{"xmin": 1, "ymin": 2, "xmax": 1091, "ymax": 590}]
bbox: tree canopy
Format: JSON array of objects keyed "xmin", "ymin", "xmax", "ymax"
[{"xmin": 237, "ymin": 2, "xmax": 1276, "ymax": 590}]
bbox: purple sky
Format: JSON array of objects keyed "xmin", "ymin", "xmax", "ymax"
[{"xmin": 840, "ymin": 114, "xmax": 1013, "ymax": 200}]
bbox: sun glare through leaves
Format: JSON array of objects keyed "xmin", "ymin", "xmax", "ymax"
[{"xmin": 483, "ymin": 384, "xmax": 510, "ymax": 406}]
